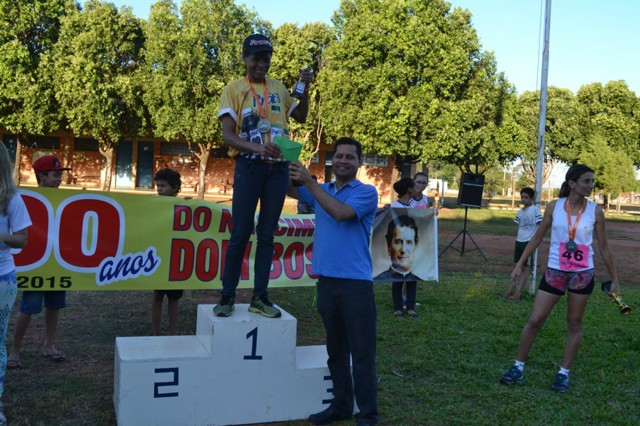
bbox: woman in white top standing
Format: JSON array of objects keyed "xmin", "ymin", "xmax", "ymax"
[
  {"xmin": 0, "ymin": 143, "xmax": 31, "ymax": 424},
  {"xmin": 499, "ymin": 164, "xmax": 621, "ymax": 393}
]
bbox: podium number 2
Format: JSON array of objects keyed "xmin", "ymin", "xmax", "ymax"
[
  {"xmin": 154, "ymin": 367, "xmax": 179, "ymax": 398},
  {"xmin": 244, "ymin": 327, "xmax": 263, "ymax": 360}
]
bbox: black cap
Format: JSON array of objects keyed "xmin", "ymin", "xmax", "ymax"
[{"xmin": 243, "ymin": 34, "xmax": 273, "ymax": 54}]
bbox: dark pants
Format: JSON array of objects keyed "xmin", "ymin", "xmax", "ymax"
[
  {"xmin": 392, "ymin": 281, "xmax": 416, "ymax": 310},
  {"xmin": 317, "ymin": 276, "xmax": 379, "ymax": 424},
  {"xmin": 221, "ymin": 156, "xmax": 289, "ymax": 298}
]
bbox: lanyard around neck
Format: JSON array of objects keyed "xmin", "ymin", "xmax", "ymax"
[
  {"xmin": 244, "ymin": 76, "xmax": 268, "ymax": 119},
  {"xmin": 565, "ymin": 198, "xmax": 586, "ymax": 241}
]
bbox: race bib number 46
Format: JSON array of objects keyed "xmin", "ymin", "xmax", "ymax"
[{"xmin": 559, "ymin": 242, "xmax": 589, "ymax": 271}]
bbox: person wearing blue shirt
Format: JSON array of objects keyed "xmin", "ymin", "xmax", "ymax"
[{"xmin": 289, "ymin": 137, "xmax": 379, "ymax": 426}]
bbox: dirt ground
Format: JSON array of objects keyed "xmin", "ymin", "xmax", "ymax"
[{"xmin": 438, "ymin": 220, "xmax": 640, "ymax": 286}]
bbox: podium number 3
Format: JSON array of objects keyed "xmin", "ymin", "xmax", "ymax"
[{"xmin": 244, "ymin": 327, "xmax": 263, "ymax": 360}]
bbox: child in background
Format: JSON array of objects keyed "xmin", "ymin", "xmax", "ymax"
[
  {"xmin": 501, "ymin": 187, "xmax": 542, "ymax": 300},
  {"xmin": 389, "ymin": 177, "xmax": 419, "ymax": 317},
  {"xmin": 410, "ymin": 172, "xmax": 430, "ymax": 209},
  {"xmin": 151, "ymin": 168, "xmax": 184, "ymax": 335},
  {"xmin": 9, "ymin": 155, "xmax": 71, "ymax": 369},
  {"xmin": 406, "ymin": 172, "xmax": 433, "ymax": 308}
]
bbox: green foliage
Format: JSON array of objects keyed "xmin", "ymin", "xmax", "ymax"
[
  {"xmin": 578, "ymin": 133, "xmax": 638, "ymax": 198},
  {"xmin": 51, "ymin": 0, "xmax": 146, "ymax": 190},
  {"xmin": 514, "ymin": 82, "xmax": 640, "ymax": 197},
  {"xmin": 427, "ymin": 160, "xmax": 460, "ymax": 187},
  {"xmin": 318, "ymin": 0, "xmax": 519, "ymax": 173},
  {"xmin": 514, "ymin": 87, "xmax": 583, "ymax": 180},
  {"xmin": 481, "ymin": 165, "xmax": 508, "ymax": 197},
  {"xmin": 575, "ymin": 81, "xmax": 640, "ymax": 166},
  {"xmin": 144, "ymin": 0, "xmax": 264, "ymax": 143},
  {"xmin": 142, "ymin": 0, "xmax": 269, "ymax": 198},
  {"xmin": 2, "ymin": 0, "xmax": 640, "ymax": 196},
  {"xmin": 270, "ymin": 22, "xmax": 334, "ymax": 162},
  {"xmin": 0, "ymin": 0, "xmax": 75, "ymax": 136},
  {"xmin": 433, "ymin": 70, "xmax": 520, "ymax": 173}
]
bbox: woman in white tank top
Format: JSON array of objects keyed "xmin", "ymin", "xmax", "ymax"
[{"xmin": 499, "ymin": 164, "xmax": 621, "ymax": 393}]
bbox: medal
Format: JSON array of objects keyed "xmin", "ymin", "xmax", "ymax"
[
  {"xmin": 564, "ymin": 198, "xmax": 586, "ymax": 254},
  {"xmin": 257, "ymin": 118, "xmax": 271, "ymax": 133},
  {"xmin": 245, "ymin": 76, "xmax": 271, "ymax": 135}
]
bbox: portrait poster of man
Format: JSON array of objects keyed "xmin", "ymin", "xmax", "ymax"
[{"xmin": 372, "ymin": 208, "xmax": 438, "ymax": 282}]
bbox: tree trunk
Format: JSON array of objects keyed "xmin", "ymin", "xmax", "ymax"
[
  {"xmin": 196, "ymin": 148, "xmax": 211, "ymax": 200},
  {"xmin": 99, "ymin": 143, "xmax": 115, "ymax": 192},
  {"xmin": 12, "ymin": 136, "xmax": 24, "ymax": 184},
  {"xmin": 388, "ymin": 160, "xmax": 400, "ymax": 204}
]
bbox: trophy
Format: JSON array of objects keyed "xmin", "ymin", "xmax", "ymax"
[
  {"xmin": 602, "ymin": 281, "xmax": 632, "ymax": 315},
  {"xmin": 292, "ymin": 41, "xmax": 319, "ymax": 98},
  {"xmin": 610, "ymin": 293, "xmax": 631, "ymax": 315}
]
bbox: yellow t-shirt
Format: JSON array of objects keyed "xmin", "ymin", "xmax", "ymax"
[{"xmin": 218, "ymin": 77, "xmax": 298, "ymax": 157}]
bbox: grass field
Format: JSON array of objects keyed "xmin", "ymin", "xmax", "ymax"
[{"xmin": 3, "ymin": 210, "xmax": 639, "ymax": 425}]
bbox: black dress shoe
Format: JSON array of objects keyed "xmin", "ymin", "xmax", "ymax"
[{"xmin": 307, "ymin": 406, "xmax": 352, "ymax": 425}]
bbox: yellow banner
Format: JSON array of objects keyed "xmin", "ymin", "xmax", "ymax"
[{"xmin": 15, "ymin": 188, "xmax": 316, "ymax": 291}]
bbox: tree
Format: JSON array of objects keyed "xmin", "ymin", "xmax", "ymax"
[
  {"xmin": 578, "ymin": 133, "xmax": 637, "ymax": 211},
  {"xmin": 575, "ymin": 81, "xmax": 640, "ymax": 166},
  {"xmin": 51, "ymin": 0, "xmax": 145, "ymax": 191},
  {"xmin": 481, "ymin": 165, "xmax": 507, "ymax": 198},
  {"xmin": 143, "ymin": 0, "xmax": 269, "ymax": 199},
  {"xmin": 0, "ymin": 0, "xmax": 75, "ymax": 181},
  {"xmin": 270, "ymin": 22, "xmax": 333, "ymax": 164},
  {"xmin": 513, "ymin": 87, "xmax": 582, "ymax": 188},
  {"xmin": 432, "ymin": 69, "xmax": 520, "ymax": 174},
  {"xmin": 317, "ymin": 0, "xmax": 519, "ymax": 173}
]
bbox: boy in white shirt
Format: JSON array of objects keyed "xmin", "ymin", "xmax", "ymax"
[{"xmin": 501, "ymin": 187, "xmax": 542, "ymax": 300}]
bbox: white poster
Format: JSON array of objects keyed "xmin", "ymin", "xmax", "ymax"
[{"xmin": 372, "ymin": 208, "xmax": 438, "ymax": 282}]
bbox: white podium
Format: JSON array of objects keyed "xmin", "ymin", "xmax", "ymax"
[{"xmin": 114, "ymin": 304, "xmax": 333, "ymax": 425}]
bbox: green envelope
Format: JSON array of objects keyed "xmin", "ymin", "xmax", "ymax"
[{"xmin": 273, "ymin": 136, "xmax": 303, "ymax": 162}]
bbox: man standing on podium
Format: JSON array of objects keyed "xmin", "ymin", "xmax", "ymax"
[
  {"xmin": 214, "ymin": 33, "xmax": 311, "ymax": 319},
  {"xmin": 289, "ymin": 137, "xmax": 379, "ymax": 426}
]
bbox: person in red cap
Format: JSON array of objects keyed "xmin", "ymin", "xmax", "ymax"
[
  {"xmin": 7, "ymin": 155, "xmax": 71, "ymax": 369},
  {"xmin": 213, "ymin": 34, "xmax": 312, "ymax": 319},
  {"xmin": 31, "ymin": 155, "xmax": 71, "ymax": 188}
]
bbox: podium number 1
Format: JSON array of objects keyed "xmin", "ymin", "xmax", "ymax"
[{"xmin": 244, "ymin": 327, "xmax": 263, "ymax": 360}]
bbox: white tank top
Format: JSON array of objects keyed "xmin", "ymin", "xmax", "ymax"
[{"xmin": 548, "ymin": 198, "xmax": 596, "ymax": 271}]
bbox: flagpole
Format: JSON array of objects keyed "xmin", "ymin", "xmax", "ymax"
[{"xmin": 531, "ymin": 0, "xmax": 552, "ymax": 294}]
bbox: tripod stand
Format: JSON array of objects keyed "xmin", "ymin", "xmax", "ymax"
[{"xmin": 439, "ymin": 206, "xmax": 487, "ymax": 261}]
